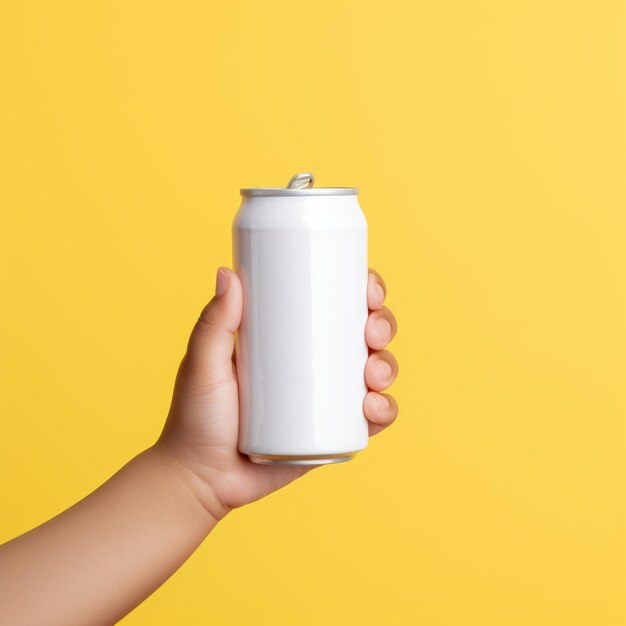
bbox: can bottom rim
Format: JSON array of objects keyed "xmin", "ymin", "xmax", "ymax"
[{"xmin": 247, "ymin": 452, "xmax": 356, "ymax": 466}]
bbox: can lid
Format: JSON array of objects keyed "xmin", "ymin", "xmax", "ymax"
[{"xmin": 240, "ymin": 172, "xmax": 359, "ymax": 197}]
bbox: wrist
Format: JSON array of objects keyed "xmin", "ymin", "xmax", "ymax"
[{"xmin": 150, "ymin": 440, "xmax": 231, "ymax": 523}]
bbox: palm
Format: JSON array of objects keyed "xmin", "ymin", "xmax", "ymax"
[{"xmin": 166, "ymin": 355, "xmax": 307, "ymax": 511}]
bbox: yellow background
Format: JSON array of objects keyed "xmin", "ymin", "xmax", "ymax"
[{"xmin": 1, "ymin": 1, "xmax": 625, "ymax": 624}]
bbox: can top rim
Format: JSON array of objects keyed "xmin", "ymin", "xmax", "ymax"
[{"xmin": 240, "ymin": 187, "xmax": 359, "ymax": 197}]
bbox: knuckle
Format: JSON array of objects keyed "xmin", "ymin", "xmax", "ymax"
[
  {"xmin": 196, "ymin": 303, "xmax": 219, "ymax": 333},
  {"xmin": 381, "ymin": 306, "xmax": 397, "ymax": 326},
  {"xmin": 377, "ymin": 307, "xmax": 397, "ymax": 338},
  {"xmin": 386, "ymin": 394, "xmax": 399, "ymax": 417},
  {"xmin": 370, "ymin": 269, "xmax": 387, "ymax": 295}
]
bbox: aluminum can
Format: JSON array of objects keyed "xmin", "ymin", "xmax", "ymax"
[{"xmin": 233, "ymin": 173, "xmax": 369, "ymax": 465}]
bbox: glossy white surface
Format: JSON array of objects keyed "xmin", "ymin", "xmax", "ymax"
[{"xmin": 233, "ymin": 194, "xmax": 369, "ymax": 457}]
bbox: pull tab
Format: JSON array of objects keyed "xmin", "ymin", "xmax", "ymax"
[{"xmin": 286, "ymin": 172, "xmax": 314, "ymax": 189}]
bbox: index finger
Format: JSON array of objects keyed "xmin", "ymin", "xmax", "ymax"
[{"xmin": 367, "ymin": 269, "xmax": 387, "ymax": 311}]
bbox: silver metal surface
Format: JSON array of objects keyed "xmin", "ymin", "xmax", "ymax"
[
  {"xmin": 241, "ymin": 171, "xmax": 358, "ymax": 197},
  {"xmin": 248, "ymin": 453, "xmax": 356, "ymax": 465},
  {"xmin": 240, "ymin": 187, "xmax": 358, "ymax": 197},
  {"xmin": 286, "ymin": 172, "xmax": 315, "ymax": 189},
  {"xmin": 240, "ymin": 187, "xmax": 359, "ymax": 197}
]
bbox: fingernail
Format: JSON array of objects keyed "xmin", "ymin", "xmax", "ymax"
[
  {"xmin": 215, "ymin": 267, "xmax": 229, "ymax": 297},
  {"xmin": 375, "ymin": 284, "xmax": 385, "ymax": 306},
  {"xmin": 378, "ymin": 359, "xmax": 392, "ymax": 381},
  {"xmin": 376, "ymin": 318, "xmax": 391, "ymax": 340},
  {"xmin": 377, "ymin": 394, "xmax": 390, "ymax": 410}
]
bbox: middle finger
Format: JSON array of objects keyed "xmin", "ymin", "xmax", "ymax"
[
  {"xmin": 365, "ymin": 350, "xmax": 399, "ymax": 391},
  {"xmin": 365, "ymin": 306, "xmax": 397, "ymax": 351}
]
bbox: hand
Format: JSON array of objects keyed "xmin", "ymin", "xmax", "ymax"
[
  {"xmin": 157, "ymin": 267, "xmax": 399, "ymax": 520},
  {"xmin": 0, "ymin": 267, "xmax": 399, "ymax": 626}
]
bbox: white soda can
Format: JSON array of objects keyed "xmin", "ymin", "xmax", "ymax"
[{"xmin": 233, "ymin": 173, "xmax": 369, "ymax": 465}]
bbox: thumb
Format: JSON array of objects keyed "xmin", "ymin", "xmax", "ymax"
[{"xmin": 186, "ymin": 267, "xmax": 243, "ymax": 385}]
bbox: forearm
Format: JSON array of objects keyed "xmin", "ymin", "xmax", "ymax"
[{"xmin": 0, "ymin": 444, "xmax": 221, "ymax": 626}]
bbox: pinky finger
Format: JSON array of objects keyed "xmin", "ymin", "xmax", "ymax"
[{"xmin": 363, "ymin": 391, "xmax": 398, "ymax": 436}]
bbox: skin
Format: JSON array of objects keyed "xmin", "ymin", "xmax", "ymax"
[{"xmin": 0, "ymin": 267, "xmax": 399, "ymax": 626}]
